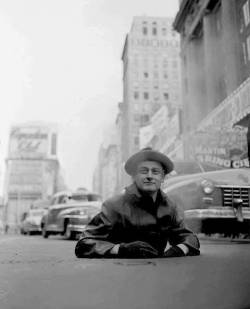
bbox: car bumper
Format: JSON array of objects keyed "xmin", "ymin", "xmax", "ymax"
[
  {"xmin": 67, "ymin": 224, "xmax": 86, "ymax": 233},
  {"xmin": 185, "ymin": 207, "xmax": 250, "ymax": 220}
]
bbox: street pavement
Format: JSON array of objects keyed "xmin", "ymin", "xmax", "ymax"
[{"xmin": 0, "ymin": 235, "xmax": 250, "ymax": 309}]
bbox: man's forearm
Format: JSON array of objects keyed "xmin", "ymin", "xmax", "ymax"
[{"xmin": 75, "ymin": 237, "xmax": 117, "ymax": 258}]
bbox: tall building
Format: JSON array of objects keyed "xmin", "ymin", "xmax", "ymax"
[
  {"xmin": 173, "ymin": 0, "xmax": 250, "ymax": 123},
  {"xmin": 3, "ymin": 122, "xmax": 64, "ymax": 231},
  {"xmin": 121, "ymin": 16, "xmax": 181, "ymax": 162},
  {"xmin": 173, "ymin": 0, "xmax": 250, "ymax": 168},
  {"xmin": 93, "ymin": 125, "xmax": 121, "ymax": 200}
]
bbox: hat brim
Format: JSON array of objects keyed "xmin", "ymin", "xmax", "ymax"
[{"xmin": 125, "ymin": 150, "xmax": 174, "ymax": 176}]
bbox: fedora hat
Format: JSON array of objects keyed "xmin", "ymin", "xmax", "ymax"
[{"xmin": 125, "ymin": 147, "xmax": 174, "ymax": 176}]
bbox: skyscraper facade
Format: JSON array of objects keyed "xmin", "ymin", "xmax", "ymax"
[
  {"xmin": 173, "ymin": 0, "xmax": 250, "ymax": 168},
  {"xmin": 121, "ymin": 16, "xmax": 181, "ymax": 161}
]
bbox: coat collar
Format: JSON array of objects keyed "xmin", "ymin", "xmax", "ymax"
[{"xmin": 124, "ymin": 183, "xmax": 167, "ymax": 205}]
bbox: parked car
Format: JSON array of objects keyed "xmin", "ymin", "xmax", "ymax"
[
  {"xmin": 49, "ymin": 189, "xmax": 102, "ymax": 206},
  {"xmin": 163, "ymin": 167, "xmax": 250, "ymax": 236},
  {"xmin": 41, "ymin": 201, "xmax": 101, "ymax": 239},
  {"xmin": 20, "ymin": 208, "xmax": 47, "ymax": 235}
]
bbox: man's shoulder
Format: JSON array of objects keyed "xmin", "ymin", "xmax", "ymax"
[
  {"xmin": 104, "ymin": 192, "xmax": 125, "ymax": 205},
  {"xmin": 162, "ymin": 192, "xmax": 184, "ymax": 217},
  {"xmin": 161, "ymin": 190, "xmax": 176, "ymax": 207},
  {"xmin": 102, "ymin": 192, "xmax": 126, "ymax": 212},
  {"xmin": 161, "ymin": 192, "xmax": 180, "ymax": 212}
]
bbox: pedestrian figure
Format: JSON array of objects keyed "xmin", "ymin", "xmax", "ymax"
[{"xmin": 75, "ymin": 148, "xmax": 200, "ymax": 258}]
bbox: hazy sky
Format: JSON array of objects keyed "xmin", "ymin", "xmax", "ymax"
[{"xmin": 0, "ymin": 0, "xmax": 179, "ymax": 192}]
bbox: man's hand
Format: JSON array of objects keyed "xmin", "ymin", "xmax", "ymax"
[
  {"xmin": 163, "ymin": 246, "xmax": 186, "ymax": 258},
  {"xmin": 118, "ymin": 241, "xmax": 159, "ymax": 258}
]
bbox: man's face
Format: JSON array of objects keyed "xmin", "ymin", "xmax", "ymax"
[{"xmin": 133, "ymin": 160, "xmax": 165, "ymax": 194}]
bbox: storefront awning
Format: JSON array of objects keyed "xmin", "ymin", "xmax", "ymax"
[{"xmin": 197, "ymin": 77, "xmax": 250, "ymax": 131}]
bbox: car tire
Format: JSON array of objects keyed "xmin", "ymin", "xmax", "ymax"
[
  {"xmin": 42, "ymin": 224, "xmax": 49, "ymax": 238},
  {"xmin": 64, "ymin": 222, "xmax": 75, "ymax": 240}
]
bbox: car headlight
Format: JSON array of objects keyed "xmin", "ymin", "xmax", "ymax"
[{"xmin": 201, "ymin": 179, "xmax": 215, "ymax": 194}]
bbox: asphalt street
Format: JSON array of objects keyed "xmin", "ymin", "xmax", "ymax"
[{"xmin": 1, "ymin": 235, "xmax": 250, "ymax": 309}]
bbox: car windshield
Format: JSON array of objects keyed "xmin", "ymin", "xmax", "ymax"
[{"xmin": 70, "ymin": 193, "xmax": 101, "ymax": 202}]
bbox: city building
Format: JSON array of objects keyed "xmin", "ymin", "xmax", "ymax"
[
  {"xmin": 139, "ymin": 105, "xmax": 183, "ymax": 159},
  {"xmin": 3, "ymin": 122, "xmax": 65, "ymax": 232},
  {"xmin": 173, "ymin": 0, "xmax": 250, "ymax": 168},
  {"xmin": 121, "ymin": 16, "xmax": 181, "ymax": 162},
  {"xmin": 93, "ymin": 125, "xmax": 121, "ymax": 200}
]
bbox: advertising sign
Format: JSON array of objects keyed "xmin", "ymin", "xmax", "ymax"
[
  {"xmin": 139, "ymin": 124, "xmax": 153, "ymax": 148},
  {"xmin": 9, "ymin": 125, "xmax": 49, "ymax": 159},
  {"xmin": 131, "ymin": 38, "xmax": 179, "ymax": 49},
  {"xmin": 7, "ymin": 160, "xmax": 43, "ymax": 194},
  {"xmin": 7, "ymin": 159, "xmax": 57, "ymax": 197},
  {"xmin": 151, "ymin": 106, "xmax": 168, "ymax": 135},
  {"xmin": 188, "ymin": 130, "xmax": 249, "ymax": 168}
]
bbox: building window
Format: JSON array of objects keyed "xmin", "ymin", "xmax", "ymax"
[
  {"xmin": 163, "ymin": 92, "xmax": 169, "ymax": 100},
  {"xmin": 134, "ymin": 91, "xmax": 139, "ymax": 99},
  {"xmin": 243, "ymin": 1, "xmax": 250, "ymax": 26},
  {"xmin": 162, "ymin": 28, "xmax": 167, "ymax": 36},
  {"xmin": 144, "ymin": 72, "xmax": 149, "ymax": 78},
  {"xmin": 163, "ymin": 72, "xmax": 168, "ymax": 79},
  {"xmin": 246, "ymin": 35, "xmax": 250, "ymax": 60},
  {"xmin": 143, "ymin": 92, "xmax": 149, "ymax": 99},
  {"xmin": 143, "ymin": 27, "xmax": 148, "ymax": 35},
  {"xmin": 140, "ymin": 114, "xmax": 150, "ymax": 125},
  {"xmin": 152, "ymin": 27, "xmax": 157, "ymax": 35}
]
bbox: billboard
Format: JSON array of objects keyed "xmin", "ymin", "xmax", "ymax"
[
  {"xmin": 187, "ymin": 130, "xmax": 249, "ymax": 168},
  {"xmin": 7, "ymin": 160, "xmax": 43, "ymax": 194},
  {"xmin": 139, "ymin": 124, "xmax": 153, "ymax": 148},
  {"xmin": 8, "ymin": 125, "xmax": 57, "ymax": 159}
]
